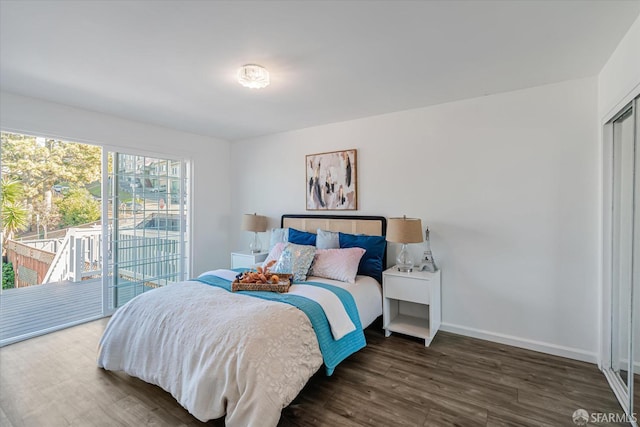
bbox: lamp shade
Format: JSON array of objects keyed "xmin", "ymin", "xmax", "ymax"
[
  {"xmin": 386, "ymin": 216, "xmax": 424, "ymax": 244},
  {"xmin": 241, "ymin": 213, "xmax": 267, "ymax": 232}
]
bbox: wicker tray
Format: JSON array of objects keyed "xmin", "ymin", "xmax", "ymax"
[{"xmin": 231, "ymin": 273, "xmax": 292, "ymax": 293}]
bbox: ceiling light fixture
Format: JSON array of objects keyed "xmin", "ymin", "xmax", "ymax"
[{"xmin": 237, "ymin": 64, "xmax": 270, "ymax": 89}]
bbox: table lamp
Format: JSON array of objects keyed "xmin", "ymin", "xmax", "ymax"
[
  {"xmin": 386, "ymin": 216, "xmax": 424, "ymax": 272},
  {"xmin": 241, "ymin": 213, "xmax": 267, "ymax": 253}
]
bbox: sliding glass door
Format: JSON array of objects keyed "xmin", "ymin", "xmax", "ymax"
[
  {"xmin": 604, "ymin": 95, "xmax": 640, "ymax": 421},
  {"xmin": 102, "ymin": 151, "xmax": 189, "ymax": 313},
  {"xmin": 0, "ymin": 132, "xmax": 190, "ymax": 344},
  {"xmin": 611, "ymin": 106, "xmax": 634, "ymax": 390},
  {"xmin": 0, "ymin": 132, "xmax": 104, "ymax": 346}
]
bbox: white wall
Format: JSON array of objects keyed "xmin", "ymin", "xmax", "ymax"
[
  {"xmin": 598, "ymin": 13, "xmax": 640, "ymax": 123},
  {"xmin": 597, "ymin": 14, "xmax": 640, "ymax": 369},
  {"xmin": 0, "ymin": 92, "xmax": 231, "ymax": 276},
  {"xmin": 231, "ymin": 77, "xmax": 600, "ymax": 362}
]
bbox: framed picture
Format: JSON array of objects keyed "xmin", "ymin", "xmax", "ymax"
[{"xmin": 306, "ymin": 149, "xmax": 357, "ymax": 210}]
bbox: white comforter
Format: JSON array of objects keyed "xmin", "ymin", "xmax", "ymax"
[{"xmin": 97, "ymin": 280, "xmax": 323, "ymax": 426}]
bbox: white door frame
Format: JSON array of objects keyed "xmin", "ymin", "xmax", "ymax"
[{"xmin": 601, "ymin": 96, "xmax": 639, "ymax": 424}]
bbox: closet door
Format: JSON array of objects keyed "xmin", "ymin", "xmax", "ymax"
[
  {"xmin": 611, "ymin": 105, "xmax": 635, "ymax": 396},
  {"xmin": 634, "ymin": 99, "xmax": 640, "ymax": 414},
  {"xmin": 606, "ymin": 96, "xmax": 640, "ymax": 418}
]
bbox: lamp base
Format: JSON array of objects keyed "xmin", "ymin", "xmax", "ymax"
[
  {"xmin": 396, "ymin": 243, "xmax": 414, "ymax": 273},
  {"xmin": 249, "ymin": 232, "xmax": 262, "ymax": 254}
]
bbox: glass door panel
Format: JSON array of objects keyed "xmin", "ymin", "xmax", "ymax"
[
  {"xmin": 0, "ymin": 132, "xmax": 104, "ymax": 345},
  {"xmin": 611, "ymin": 107, "xmax": 634, "ymax": 391},
  {"xmin": 104, "ymin": 152, "xmax": 188, "ymax": 311},
  {"xmin": 634, "ymin": 100, "xmax": 640, "ymax": 414}
]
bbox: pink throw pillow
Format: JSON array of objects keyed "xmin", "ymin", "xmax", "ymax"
[
  {"xmin": 262, "ymin": 242, "xmax": 287, "ymax": 268},
  {"xmin": 308, "ymin": 247, "xmax": 366, "ymax": 284}
]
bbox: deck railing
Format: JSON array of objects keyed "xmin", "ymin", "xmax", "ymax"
[
  {"xmin": 114, "ymin": 230, "xmax": 181, "ymax": 288},
  {"xmin": 11, "ymin": 223, "xmax": 181, "ymax": 288},
  {"xmin": 18, "ymin": 237, "xmax": 63, "ymax": 253},
  {"xmin": 43, "ymin": 227, "xmax": 102, "ymax": 283}
]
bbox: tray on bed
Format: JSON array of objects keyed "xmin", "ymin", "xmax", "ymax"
[{"xmin": 231, "ymin": 273, "xmax": 292, "ymax": 293}]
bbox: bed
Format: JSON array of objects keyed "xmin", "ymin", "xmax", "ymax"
[{"xmin": 97, "ymin": 214, "xmax": 387, "ymax": 426}]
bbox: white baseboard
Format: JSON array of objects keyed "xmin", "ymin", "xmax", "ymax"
[{"xmin": 440, "ymin": 322, "xmax": 598, "ymax": 364}]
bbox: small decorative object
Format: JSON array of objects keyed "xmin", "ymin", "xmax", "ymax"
[
  {"xmin": 386, "ymin": 216, "xmax": 423, "ymax": 272},
  {"xmin": 241, "ymin": 213, "xmax": 267, "ymax": 253},
  {"xmin": 237, "ymin": 64, "xmax": 270, "ymax": 89},
  {"xmin": 418, "ymin": 228, "xmax": 437, "ymax": 272},
  {"xmin": 306, "ymin": 149, "xmax": 357, "ymax": 210}
]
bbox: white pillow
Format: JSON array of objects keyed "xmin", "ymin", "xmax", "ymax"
[
  {"xmin": 308, "ymin": 247, "xmax": 366, "ymax": 284},
  {"xmin": 316, "ymin": 229, "xmax": 339, "ymax": 249},
  {"xmin": 269, "ymin": 228, "xmax": 289, "ymax": 250}
]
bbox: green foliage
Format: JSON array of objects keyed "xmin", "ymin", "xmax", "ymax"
[
  {"xmin": 1, "ymin": 132, "xmax": 101, "ymax": 201},
  {"xmin": 1, "ymin": 178, "xmax": 29, "ymax": 246},
  {"xmin": 2, "ymin": 262, "xmax": 15, "ymax": 290},
  {"xmin": 1, "ymin": 132, "xmax": 102, "ymax": 234},
  {"xmin": 1, "ymin": 178, "xmax": 22, "ymax": 204},
  {"xmin": 85, "ymin": 181, "xmax": 101, "ymax": 198},
  {"xmin": 56, "ymin": 188, "xmax": 101, "ymax": 227}
]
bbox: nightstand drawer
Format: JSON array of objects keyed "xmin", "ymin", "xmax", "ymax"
[{"xmin": 384, "ymin": 275, "xmax": 430, "ymax": 304}]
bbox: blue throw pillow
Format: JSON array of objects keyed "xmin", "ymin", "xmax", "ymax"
[
  {"xmin": 338, "ymin": 232, "xmax": 386, "ymax": 283},
  {"xmin": 288, "ymin": 228, "xmax": 317, "ymax": 246}
]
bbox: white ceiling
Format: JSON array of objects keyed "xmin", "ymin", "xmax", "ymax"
[{"xmin": 1, "ymin": 0, "xmax": 639, "ymax": 141}]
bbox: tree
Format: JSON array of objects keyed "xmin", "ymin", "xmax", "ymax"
[
  {"xmin": 56, "ymin": 188, "xmax": 100, "ymax": 227},
  {"xmin": 1, "ymin": 178, "xmax": 28, "ymax": 250},
  {"xmin": 1, "ymin": 132, "xmax": 101, "ymax": 234},
  {"xmin": 1, "ymin": 133, "xmax": 101, "ymax": 199},
  {"xmin": 32, "ymin": 198, "xmax": 61, "ymax": 238}
]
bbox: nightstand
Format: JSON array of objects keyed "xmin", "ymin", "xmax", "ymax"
[
  {"xmin": 382, "ymin": 266, "xmax": 441, "ymax": 346},
  {"xmin": 230, "ymin": 251, "xmax": 268, "ymax": 269}
]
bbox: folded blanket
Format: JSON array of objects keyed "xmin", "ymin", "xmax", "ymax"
[
  {"xmin": 288, "ymin": 284, "xmax": 355, "ymax": 339},
  {"xmin": 199, "ymin": 269, "xmax": 355, "ymax": 340}
]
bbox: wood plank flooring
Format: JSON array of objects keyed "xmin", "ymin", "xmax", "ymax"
[{"xmin": 0, "ymin": 318, "xmax": 626, "ymax": 427}]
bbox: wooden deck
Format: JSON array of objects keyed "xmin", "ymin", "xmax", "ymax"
[{"xmin": 0, "ymin": 279, "xmax": 148, "ymax": 347}]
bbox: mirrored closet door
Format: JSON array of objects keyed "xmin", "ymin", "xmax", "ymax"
[{"xmin": 604, "ymin": 95, "xmax": 640, "ymax": 421}]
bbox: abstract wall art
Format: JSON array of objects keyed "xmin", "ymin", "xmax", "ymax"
[{"xmin": 306, "ymin": 149, "xmax": 357, "ymax": 210}]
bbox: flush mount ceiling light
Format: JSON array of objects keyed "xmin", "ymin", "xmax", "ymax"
[{"xmin": 237, "ymin": 64, "xmax": 270, "ymax": 89}]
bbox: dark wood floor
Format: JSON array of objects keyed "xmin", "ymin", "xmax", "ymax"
[{"xmin": 0, "ymin": 318, "xmax": 626, "ymax": 427}]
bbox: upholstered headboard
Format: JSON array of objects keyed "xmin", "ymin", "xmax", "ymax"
[{"xmin": 281, "ymin": 214, "xmax": 387, "ymax": 267}]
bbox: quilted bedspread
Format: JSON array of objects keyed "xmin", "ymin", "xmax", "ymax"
[{"xmin": 97, "ymin": 280, "xmax": 324, "ymax": 426}]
